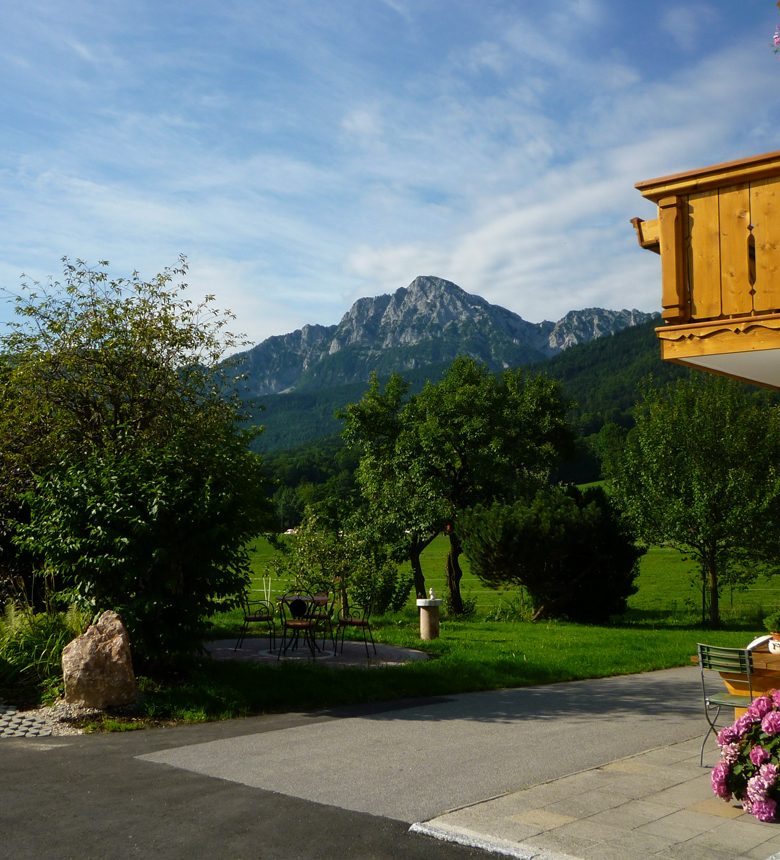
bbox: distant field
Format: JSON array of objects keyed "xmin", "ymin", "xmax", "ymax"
[
  {"xmin": 623, "ymin": 545, "xmax": 780, "ymax": 629},
  {"xmin": 243, "ymin": 534, "xmax": 513, "ymax": 615},
  {"xmin": 243, "ymin": 535, "xmax": 780, "ymax": 629}
]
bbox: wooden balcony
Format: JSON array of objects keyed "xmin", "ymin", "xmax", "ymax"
[{"xmin": 633, "ymin": 149, "xmax": 780, "ymax": 388}]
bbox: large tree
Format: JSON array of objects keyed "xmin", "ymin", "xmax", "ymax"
[
  {"xmin": 0, "ymin": 258, "xmax": 270, "ymax": 667},
  {"xmin": 343, "ymin": 357, "xmax": 573, "ymax": 611},
  {"xmin": 608, "ymin": 375, "xmax": 780, "ymax": 627},
  {"xmin": 342, "ymin": 372, "xmax": 438, "ymax": 599}
]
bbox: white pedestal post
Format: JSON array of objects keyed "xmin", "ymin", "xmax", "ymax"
[{"xmin": 416, "ymin": 598, "xmax": 443, "ymax": 640}]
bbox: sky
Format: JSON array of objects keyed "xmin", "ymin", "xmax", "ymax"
[{"xmin": 2, "ymin": 1, "xmax": 780, "ymax": 347}]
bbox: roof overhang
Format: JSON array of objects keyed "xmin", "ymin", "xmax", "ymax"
[{"xmin": 656, "ymin": 315, "xmax": 780, "ymax": 389}]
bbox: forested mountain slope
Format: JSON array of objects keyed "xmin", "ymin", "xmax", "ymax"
[{"xmin": 538, "ymin": 317, "xmax": 686, "ymax": 433}]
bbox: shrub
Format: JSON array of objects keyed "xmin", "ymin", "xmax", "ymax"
[
  {"xmin": 1, "ymin": 259, "xmax": 271, "ymax": 671},
  {"xmin": 351, "ymin": 561, "xmax": 413, "ymax": 615},
  {"xmin": 461, "ymin": 485, "xmax": 644, "ymax": 623},
  {"xmin": 445, "ymin": 592, "xmax": 477, "ymax": 620},
  {"xmin": 765, "ymin": 610, "xmax": 780, "ymax": 633},
  {"xmin": 484, "ymin": 593, "xmax": 532, "ymax": 622},
  {"xmin": 712, "ymin": 692, "xmax": 780, "ymax": 821},
  {"xmin": 16, "ymin": 428, "xmax": 266, "ymax": 671}
]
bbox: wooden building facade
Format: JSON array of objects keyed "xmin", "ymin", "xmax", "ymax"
[{"xmin": 633, "ymin": 149, "xmax": 780, "ymax": 389}]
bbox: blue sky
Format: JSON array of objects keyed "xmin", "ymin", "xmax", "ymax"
[{"xmin": 2, "ymin": 1, "xmax": 780, "ymax": 346}]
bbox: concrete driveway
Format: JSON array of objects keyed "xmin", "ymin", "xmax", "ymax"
[{"xmin": 1, "ymin": 666, "xmax": 713, "ymax": 859}]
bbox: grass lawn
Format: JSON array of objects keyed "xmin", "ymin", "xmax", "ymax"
[{"xmin": 128, "ymin": 536, "xmax": 780, "ymax": 726}]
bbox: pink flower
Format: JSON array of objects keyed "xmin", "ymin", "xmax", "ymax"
[
  {"xmin": 753, "ymin": 799, "xmax": 777, "ymax": 822},
  {"xmin": 735, "ymin": 713, "xmax": 755, "ymax": 734},
  {"xmin": 771, "ymin": 689, "xmax": 780, "ymax": 708},
  {"xmin": 721, "ymin": 743, "xmax": 740, "ymax": 764},
  {"xmin": 750, "ymin": 745, "xmax": 770, "ymax": 766},
  {"xmin": 717, "ymin": 724, "xmax": 740, "ymax": 746},
  {"xmin": 760, "ymin": 762, "xmax": 778, "ymax": 783},
  {"xmin": 748, "ymin": 696, "xmax": 774, "ymax": 720},
  {"xmin": 748, "ymin": 773, "xmax": 772, "ymax": 804},
  {"xmin": 762, "ymin": 711, "xmax": 780, "ymax": 736},
  {"xmin": 711, "ymin": 761, "xmax": 732, "ymax": 800}
]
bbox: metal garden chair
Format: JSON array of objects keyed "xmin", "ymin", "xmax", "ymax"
[
  {"xmin": 234, "ymin": 594, "xmax": 276, "ymax": 652},
  {"xmin": 278, "ymin": 592, "xmax": 318, "ymax": 659},
  {"xmin": 697, "ymin": 643, "xmax": 755, "ymax": 766},
  {"xmin": 337, "ymin": 601, "xmax": 376, "ymax": 660}
]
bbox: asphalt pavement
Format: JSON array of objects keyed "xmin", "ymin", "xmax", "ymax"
[{"xmin": 5, "ymin": 664, "xmax": 780, "ymax": 858}]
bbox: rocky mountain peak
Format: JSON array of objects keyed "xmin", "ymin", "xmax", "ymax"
[
  {"xmin": 546, "ymin": 308, "xmax": 653, "ymax": 351},
  {"xmin": 332, "ymin": 276, "xmax": 491, "ymax": 351}
]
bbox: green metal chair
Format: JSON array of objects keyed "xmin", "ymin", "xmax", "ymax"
[{"xmin": 697, "ymin": 643, "xmax": 755, "ymax": 766}]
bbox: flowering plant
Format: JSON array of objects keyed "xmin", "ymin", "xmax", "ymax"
[
  {"xmin": 774, "ymin": 2, "xmax": 780, "ymax": 53},
  {"xmin": 712, "ymin": 690, "xmax": 780, "ymax": 821}
]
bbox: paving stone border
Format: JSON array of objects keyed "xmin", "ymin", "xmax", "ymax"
[{"xmin": 0, "ymin": 701, "xmax": 52, "ymax": 738}]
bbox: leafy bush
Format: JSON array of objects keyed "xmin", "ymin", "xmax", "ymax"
[
  {"xmin": 16, "ymin": 431, "xmax": 266, "ymax": 670},
  {"xmin": 269, "ymin": 511, "xmax": 411, "ymax": 615},
  {"xmin": 765, "ymin": 610, "xmax": 780, "ymax": 633},
  {"xmin": 352, "ymin": 561, "xmax": 413, "ymax": 615},
  {"xmin": 712, "ymin": 693, "xmax": 780, "ymax": 821},
  {"xmin": 1, "ymin": 259, "xmax": 271, "ymax": 672},
  {"xmin": 484, "ymin": 593, "xmax": 532, "ymax": 622},
  {"xmin": 444, "ymin": 592, "xmax": 477, "ymax": 619}
]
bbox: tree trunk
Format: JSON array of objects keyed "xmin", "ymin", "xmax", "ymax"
[
  {"xmin": 707, "ymin": 553, "xmax": 720, "ymax": 628},
  {"xmin": 700, "ymin": 566, "xmax": 707, "ymax": 626},
  {"xmin": 410, "ymin": 539, "xmax": 427, "ymax": 599},
  {"xmin": 446, "ymin": 531, "xmax": 464, "ymax": 614}
]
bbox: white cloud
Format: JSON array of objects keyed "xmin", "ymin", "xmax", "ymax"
[
  {"xmin": 341, "ymin": 107, "xmax": 385, "ymax": 138},
  {"xmin": 465, "ymin": 41, "xmax": 510, "ymax": 75},
  {"xmin": 660, "ymin": 5, "xmax": 719, "ymax": 53}
]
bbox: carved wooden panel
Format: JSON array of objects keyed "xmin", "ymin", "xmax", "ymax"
[{"xmin": 635, "ymin": 151, "xmax": 780, "ymax": 325}]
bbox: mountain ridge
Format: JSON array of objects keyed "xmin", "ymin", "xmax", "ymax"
[{"xmin": 236, "ymin": 276, "xmax": 657, "ymax": 397}]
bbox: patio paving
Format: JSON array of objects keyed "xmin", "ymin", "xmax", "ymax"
[{"xmin": 206, "ymin": 635, "xmax": 430, "ymax": 667}]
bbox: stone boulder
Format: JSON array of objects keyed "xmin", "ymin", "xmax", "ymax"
[{"xmin": 62, "ymin": 610, "xmax": 137, "ymax": 709}]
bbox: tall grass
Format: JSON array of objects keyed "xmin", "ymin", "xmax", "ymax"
[{"xmin": 0, "ymin": 605, "xmax": 88, "ymax": 705}]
